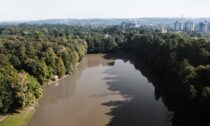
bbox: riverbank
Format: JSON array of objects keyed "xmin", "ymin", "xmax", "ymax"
[
  {"xmin": 47, "ymin": 62, "xmax": 80, "ymax": 86},
  {"xmin": 0, "ymin": 61, "xmax": 81, "ymax": 126},
  {"xmin": 0, "ymin": 108, "xmax": 34, "ymax": 126},
  {"xmin": 0, "ymin": 75, "xmax": 73, "ymax": 126},
  {"xmin": 0, "ymin": 76, "xmax": 68, "ymax": 126},
  {"xmin": 0, "ymin": 77, "xmax": 65, "ymax": 125}
]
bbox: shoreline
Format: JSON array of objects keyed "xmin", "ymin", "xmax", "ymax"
[
  {"xmin": 0, "ymin": 74, "xmax": 73, "ymax": 125},
  {"xmin": 0, "ymin": 62, "xmax": 80, "ymax": 125},
  {"xmin": 0, "ymin": 116, "xmax": 7, "ymax": 122},
  {"xmin": 46, "ymin": 62, "xmax": 79, "ymax": 86},
  {"xmin": 0, "ymin": 74, "xmax": 68, "ymax": 124}
]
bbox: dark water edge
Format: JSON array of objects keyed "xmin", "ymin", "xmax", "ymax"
[
  {"xmin": 102, "ymin": 56, "xmax": 172, "ymax": 126},
  {"xmin": 103, "ymin": 52, "xmax": 210, "ymax": 126}
]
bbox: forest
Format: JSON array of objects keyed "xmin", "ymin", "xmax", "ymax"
[{"xmin": 1, "ymin": 24, "xmax": 210, "ymax": 117}]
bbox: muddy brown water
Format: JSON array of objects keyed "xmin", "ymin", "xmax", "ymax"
[{"xmin": 27, "ymin": 54, "xmax": 171, "ymax": 126}]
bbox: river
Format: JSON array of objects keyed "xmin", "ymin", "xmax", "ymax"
[{"xmin": 27, "ymin": 54, "xmax": 171, "ymax": 126}]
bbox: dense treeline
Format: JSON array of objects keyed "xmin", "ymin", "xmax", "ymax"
[
  {"xmin": 125, "ymin": 32, "xmax": 210, "ymax": 99},
  {"xmin": 1, "ymin": 24, "xmax": 210, "ymax": 119},
  {"xmin": 0, "ymin": 25, "xmax": 87, "ymax": 113}
]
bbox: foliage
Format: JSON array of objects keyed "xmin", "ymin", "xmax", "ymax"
[
  {"xmin": 0, "ymin": 65, "xmax": 42, "ymax": 113},
  {"xmin": 0, "ymin": 25, "xmax": 87, "ymax": 113},
  {"xmin": 1, "ymin": 24, "xmax": 210, "ymax": 115}
]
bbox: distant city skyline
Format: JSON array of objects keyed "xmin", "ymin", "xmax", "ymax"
[{"xmin": 0, "ymin": 0, "xmax": 210, "ymax": 21}]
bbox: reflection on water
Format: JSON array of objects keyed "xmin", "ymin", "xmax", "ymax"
[
  {"xmin": 103, "ymin": 59, "xmax": 171, "ymax": 126},
  {"xmin": 28, "ymin": 54, "xmax": 171, "ymax": 126}
]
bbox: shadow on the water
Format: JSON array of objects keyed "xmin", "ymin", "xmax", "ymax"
[
  {"xmin": 102, "ymin": 53, "xmax": 171, "ymax": 126},
  {"xmin": 102, "ymin": 53, "xmax": 210, "ymax": 126}
]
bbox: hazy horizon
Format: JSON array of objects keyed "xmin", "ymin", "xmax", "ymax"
[
  {"xmin": 2, "ymin": 17, "xmax": 210, "ymax": 23},
  {"xmin": 0, "ymin": 0, "xmax": 210, "ymax": 22}
]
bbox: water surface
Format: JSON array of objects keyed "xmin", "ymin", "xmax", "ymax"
[{"xmin": 28, "ymin": 54, "xmax": 171, "ymax": 126}]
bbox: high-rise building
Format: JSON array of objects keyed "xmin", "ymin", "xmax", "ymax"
[
  {"xmin": 121, "ymin": 21, "xmax": 126, "ymax": 28},
  {"xmin": 208, "ymin": 23, "xmax": 210, "ymax": 32},
  {"xmin": 198, "ymin": 22, "xmax": 203, "ymax": 32},
  {"xmin": 194, "ymin": 24, "xmax": 199, "ymax": 32},
  {"xmin": 198, "ymin": 21, "xmax": 208, "ymax": 33},
  {"xmin": 174, "ymin": 21, "xmax": 183, "ymax": 31},
  {"xmin": 174, "ymin": 16, "xmax": 184, "ymax": 31},
  {"xmin": 184, "ymin": 21, "xmax": 195, "ymax": 32},
  {"xmin": 180, "ymin": 15, "xmax": 184, "ymax": 30},
  {"xmin": 174, "ymin": 21, "xmax": 180, "ymax": 31}
]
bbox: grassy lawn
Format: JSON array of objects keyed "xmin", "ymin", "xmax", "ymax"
[{"xmin": 0, "ymin": 109, "xmax": 34, "ymax": 126}]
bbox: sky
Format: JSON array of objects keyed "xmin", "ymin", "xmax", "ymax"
[{"xmin": 0, "ymin": 0, "xmax": 210, "ymax": 21}]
